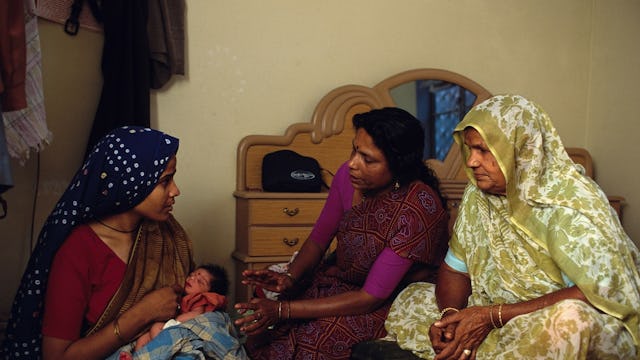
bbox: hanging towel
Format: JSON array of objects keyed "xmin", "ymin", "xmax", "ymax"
[
  {"xmin": 4, "ymin": 0, "xmax": 51, "ymax": 164},
  {"xmin": 84, "ymin": 0, "xmax": 151, "ymax": 155},
  {"xmin": 148, "ymin": 0, "xmax": 185, "ymax": 89}
]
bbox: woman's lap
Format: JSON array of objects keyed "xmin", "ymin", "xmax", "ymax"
[
  {"xmin": 480, "ymin": 299, "xmax": 636, "ymax": 359},
  {"xmin": 385, "ymin": 283, "xmax": 636, "ymax": 360},
  {"xmin": 246, "ymin": 274, "xmax": 390, "ymax": 359},
  {"xmin": 246, "ymin": 311, "xmax": 388, "ymax": 360}
]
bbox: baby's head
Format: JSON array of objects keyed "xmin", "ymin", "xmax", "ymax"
[{"xmin": 184, "ymin": 263, "xmax": 229, "ymax": 296}]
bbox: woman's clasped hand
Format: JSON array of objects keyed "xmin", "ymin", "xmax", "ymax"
[{"xmin": 430, "ymin": 306, "xmax": 496, "ymax": 359}]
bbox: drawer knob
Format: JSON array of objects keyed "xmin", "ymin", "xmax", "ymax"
[
  {"xmin": 283, "ymin": 237, "xmax": 299, "ymax": 247},
  {"xmin": 283, "ymin": 207, "xmax": 299, "ymax": 217}
]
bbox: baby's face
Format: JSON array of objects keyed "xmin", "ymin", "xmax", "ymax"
[{"xmin": 184, "ymin": 268, "xmax": 213, "ymax": 295}]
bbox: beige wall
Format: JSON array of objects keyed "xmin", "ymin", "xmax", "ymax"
[
  {"xmin": 587, "ymin": 1, "xmax": 640, "ymax": 226},
  {"xmin": 2, "ymin": 0, "xmax": 638, "ymax": 326}
]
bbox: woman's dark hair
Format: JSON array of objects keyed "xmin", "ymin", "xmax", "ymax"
[
  {"xmin": 352, "ymin": 107, "xmax": 446, "ymax": 207},
  {"xmin": 198, "ymin": 263, "xmax": 229, "ymax": 296}
]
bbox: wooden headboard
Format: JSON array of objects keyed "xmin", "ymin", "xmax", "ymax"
[
  {"xmin": 234, "ymin": 68, "xmax": 624, "ymax": 222},
  {"xmin": 235, "ymin": 68, "xmax": 492, "ymax": 196}
]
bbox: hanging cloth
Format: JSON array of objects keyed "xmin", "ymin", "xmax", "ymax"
[
  {"xmin": 84, "ymin": 0, "xmax": 151, "ymax": 156},
  {"xmin": 148, "ymin": 0, "xmax": 186, "ymax": 89},
  {"xmin": 4, "ymin": 0, "xmax": 51, "ymax": 163},
  {"xmin": 0, "ymin": 0, "xmax": 27, "ymax": 112},
  {"xmin": 0, "ymin": 109, "xmax": 13, "ymax": 203}
]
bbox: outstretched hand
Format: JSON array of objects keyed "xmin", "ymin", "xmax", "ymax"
[{"xmin": 241, "ymin": 269, "xmax": 294, "ymax": 293}]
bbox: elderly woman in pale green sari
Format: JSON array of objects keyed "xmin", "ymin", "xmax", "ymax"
[{"xmin": 384, "ymin": 94, "xmax": 640, "ymax": 359}]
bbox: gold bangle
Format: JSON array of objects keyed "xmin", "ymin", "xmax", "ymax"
[
  {"xmin": 113, "ymin": 316, "xmax": 126, "ymax": 343},
  {"xmin": 489, "ymin": 305, "xmax": 498, "ymax": 329},
  {"xmin": 286, "ymin": 301, "xmax": 291, "ymax": 319},
  {"xmin": 277, "ymin": 301, "xmax": 282, "ymax": 320},
  {"xmin": 440, "ymin": 307, "xmax": 459, "ymax": 318},
  {"xmin": 498, "ymin": 303, "xmax": 504, "ymax": 327},
  {"xmin": 284, "ymin": 272, "xmax": 296, "ymax": 283}
]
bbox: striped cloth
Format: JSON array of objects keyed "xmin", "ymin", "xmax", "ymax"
[{"xmin": 3, "ymin": 0, "xmax": 51, "ymax": 163}]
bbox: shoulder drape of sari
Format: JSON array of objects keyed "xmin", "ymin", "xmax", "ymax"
[{"xmin": 86, "ymin": 214, "xmax": 194, "ymax": 335}]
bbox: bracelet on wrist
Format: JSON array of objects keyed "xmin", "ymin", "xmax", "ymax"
[
  {"xmin": 113, "ymin": 315, "xmax": 126, "ymax": 343},
  {"xmin": 489, "ymin": 305, "xmax": 498, "ymax": 329},
  {"xmin": 439, "ymin": 307, "xmax": 459, "ymax": 318},
  {"xmin": 277, "ymin": 301, "xmax": 282, "ymax": 321}
]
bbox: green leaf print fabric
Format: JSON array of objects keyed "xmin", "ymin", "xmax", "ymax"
[{"xmin": 385, "ymin": 95, "xmax": 640, "ymax": 359}]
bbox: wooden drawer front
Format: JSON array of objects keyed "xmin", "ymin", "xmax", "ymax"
[
  {"xmin": 248, "ymin": 227, "xmax": 311, "ymax": 256},
  {"xmin": 248, "ymin": 199, "xmax": 324, "ymax": 225}
]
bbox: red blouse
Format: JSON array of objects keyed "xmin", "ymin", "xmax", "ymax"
[{"xmin": 42, "ymin": 225, "xmax": 126, "ymax": 340}]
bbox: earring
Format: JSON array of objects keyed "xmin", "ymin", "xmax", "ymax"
[{"xmin": 393, "ymin": 180, "xmax": 400, "ymax": 191}]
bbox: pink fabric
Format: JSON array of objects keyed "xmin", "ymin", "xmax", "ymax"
[
  {"xmin": 362, "ymin": 247, "xmax": 413, "ymax": 299},
  {"xmin": 309, "ymin": 161, "xmax": 353, "ymax": 247},
  {"xmin": 42, "ymin": 225, "xmax": 126, "ymax": 340},
  {"xmin": 335, "ymin": 181, "xmax": 448, "ymax": 287}
]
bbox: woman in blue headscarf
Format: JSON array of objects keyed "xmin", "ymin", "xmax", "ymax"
[{"xmin": 2, "ymin": 126, "xmax": 194, "ymax": 359}]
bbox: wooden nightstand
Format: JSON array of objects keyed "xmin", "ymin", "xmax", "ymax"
[{"xmin": 232, "ymin": 191, "xmax": 327, "ymax": 302}]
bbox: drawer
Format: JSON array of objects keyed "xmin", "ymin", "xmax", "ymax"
[
  {"xmin": 246, "ymin": 226, "xmax": 311, "ymax": 256},
  {"xmin": 246, "ymin": 199, "xmax": 324, "ymax": 225}
]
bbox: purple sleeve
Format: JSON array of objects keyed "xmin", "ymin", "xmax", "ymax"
[
  {"xmin": 309, "ymin": 161, "xmax": 353, "ymax": 247},
  {"xmin": 363, "ymin": 247, "xmax": 413, "ymax": 299}
]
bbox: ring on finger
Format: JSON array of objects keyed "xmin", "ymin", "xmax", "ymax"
[{"xmin": 463, "ymin": 349, "xmax": 471, "ymax": 356}]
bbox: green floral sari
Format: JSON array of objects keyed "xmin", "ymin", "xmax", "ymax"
[{"xmin": 385, "ymin": 95, "xmax": 640, "ymax": 359}]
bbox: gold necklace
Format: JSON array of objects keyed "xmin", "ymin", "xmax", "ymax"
[{"xmin": 95, "ymin": 218, "xmax": 139, "ymax": 233}]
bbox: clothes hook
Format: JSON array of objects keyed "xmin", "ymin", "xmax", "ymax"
[{"xmin": 64, "ymin": 0, "xmax": 84, "ymax": 36}]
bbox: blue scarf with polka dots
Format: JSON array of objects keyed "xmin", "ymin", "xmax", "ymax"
[{"xmin": 2, "ymin": 126, "xmax": 179, "ymax": 359}]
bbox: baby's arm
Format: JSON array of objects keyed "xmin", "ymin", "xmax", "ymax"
[
  {"xmin": 134, "ymin": 330, "xmax": 152, "ymax": 351},
  {"xmin": 134, "ymin": 306, "xmax": 208, "ymax": 351},
  {"xmin": 134, "ymin": 321, "xmax": 166, "ymax": 351},
  {"xmin": 175, "ymin": 305, "xmax": 207, "ymax": 323}
]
